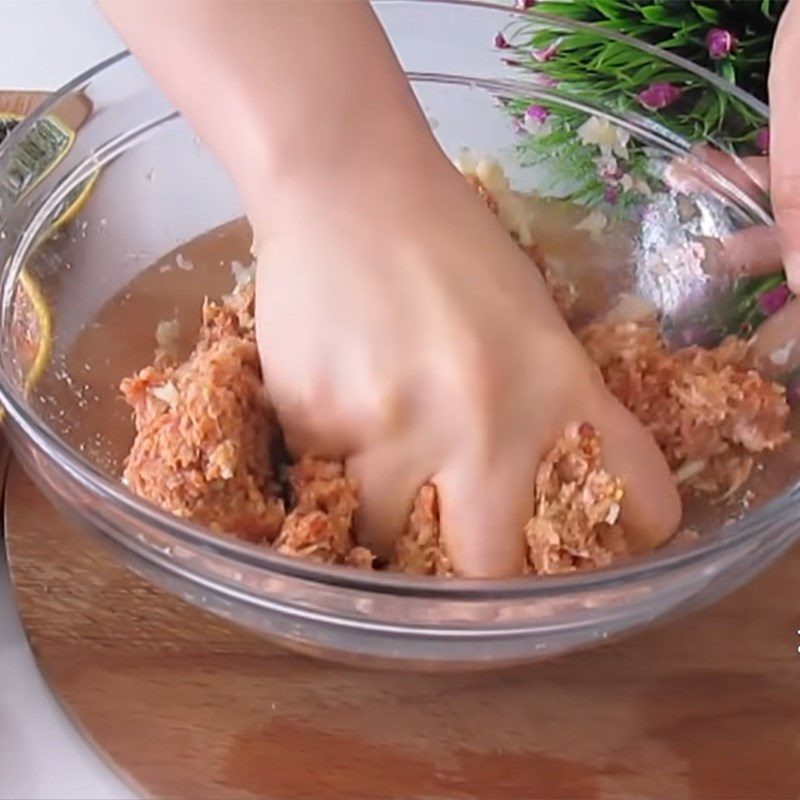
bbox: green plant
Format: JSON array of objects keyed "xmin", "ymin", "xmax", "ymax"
[
  {"xmin": 500, "ymin": 0, "xmax": 782, "ymax": 198},
  {"xmin": 498, "ymin": 0, "xmax": 791, "ymax": 351}
]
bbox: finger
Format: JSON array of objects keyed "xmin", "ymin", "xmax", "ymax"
[
  {"xmin": 741, "ymin": 156, "xmax": 770, "ymax": 195},
  {"xmin": 595, "ymin": 398, "xmax": 682, "ymax": 554},
  {"xmin": 692, "ymin": 145, "xmax": 769, "ymax": 198},
  {"xmin": 435, "ymin": 446, "xmax": 534, "ymax": 578},
  {"xmin": 769, "ymin": 0, "xmax": 800, "ymax": 291},
  {"xmin": 751, "ymin": 295, "xmax": 800, "ymax": 378},
  {"xmin": 691, "ymin": 146, "xmax": 769, "ymax": 200},
  {"xmin": 262, "ymin": 359, "xmax": 363, "ymax": 460},
  {"xmin": 347, "ymin": 441, "xmax": 426, "ymax": 559},
  {"xmin": 269, "ymin": 394, "xmax": 354, "ymax": 461},
  {"xmin": 717, "ymin": 225, "xmax": 783, "ymax": 278},
  {"xmin": 666, "ymin": 146, "xmax": 768, "ymax": 201}
]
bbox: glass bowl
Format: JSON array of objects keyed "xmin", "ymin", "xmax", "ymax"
[{"xmin": 0, "ymin": 0, "xmax": 796, "ymax": 670}]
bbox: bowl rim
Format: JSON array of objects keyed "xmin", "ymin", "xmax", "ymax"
[{"xmin": 0, "ymin": 0, "xmax": 790, "ymax": 601}]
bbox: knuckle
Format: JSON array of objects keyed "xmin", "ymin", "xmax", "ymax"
[{"xmin": 363, "ymin": 387, "xmax": 407, "ymax": 435}]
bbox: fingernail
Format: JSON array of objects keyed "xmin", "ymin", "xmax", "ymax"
[{"xmin": 784, "ymin": 253, "xmax": 800, "ymax": 292}]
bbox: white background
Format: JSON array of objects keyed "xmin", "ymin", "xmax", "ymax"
[{"xmin": 0, "ymin": 3, "xmax": 133, "ymax": 797}]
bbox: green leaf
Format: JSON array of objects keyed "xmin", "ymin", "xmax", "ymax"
[
  {"xmin": 594, "ymin": 41, "xmax": 637, "ymax": 68},
  {"xmin": 717, "ymin": 59, "xmax": 737, "ymax": 84},
  {"xmin": 626, "ymin": 61, "xmax": 666, "ymax": 85},
  {"xmin": 559, "ymin": 31, "xmax": 615, "ymax": 51},
  {"xmin": 638, "ymin": 4, "xmax": 684, "ymax": 27},
  {"xmin": 690, "ymin": 3, "xmax": 720, "ymax": 24},
  {"xmin": 592, "ymin": 0, "xmax": 625, "ymax": 20},
  {"xmin": 534, "ymin": 2, "xmax": 592, "ymax": 20}
]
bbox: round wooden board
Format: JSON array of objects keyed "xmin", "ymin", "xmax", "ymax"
[{"xmin": 6, "ymin": 461, "xmax": 800, "ymax": 800}]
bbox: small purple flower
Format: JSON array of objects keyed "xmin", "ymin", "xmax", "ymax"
[
  {"xmin": 531, "ymin": 42, "xmax": 559, "ymax": 62},
  {"xmin": 531, "ymin": 73, "xmax": 559, "ymax": 88},
  {"xmin": 603, "ymin": 185, "xmax": 620, "ymax": 205},
  {"xmin": 757, "ymin": 283, "xmax": 791, "ymax": 316},
  {"xmin": 494, "ymin": 32, "xmax": 510, "ymax": 49},
  {"xmin": 705, "ymin": 28, "xmax": 738, "ymax": 60},
  {"xmin": 524, "ymin": 104, "xmax": 550, "ymax": 129},
  {"xmin": 637, "ymin": 83, "xmax": 682, "ymax": 111},
  {"xmin": 756, "ymin": 126, "xmax": 770, "ymax": 155}
]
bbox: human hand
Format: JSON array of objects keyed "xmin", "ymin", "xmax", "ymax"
[
  {"xmin": 253, "ymin": 151, "xmax": 681, "ymax": 578},
  {"xmin": 662, "ymin": 0, "xmax": 800, "ymax": 379},
  {"xmin": 769, "ymin": 0, "xmax": 800, "ymax": 290}
]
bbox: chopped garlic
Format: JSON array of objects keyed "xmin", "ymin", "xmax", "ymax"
[
  {"xmin": 605, "ymin": 293, "xmax": 657, "ymax": 324},
  {"xmin": 175, "ymin": 253, "xmax": 194, "ymax": 271},
  {"xmin": 155, "ymin": 318, "xmax": 181, "ymax": 359},
  {"xmin": 605, "ymin": 503, "xmax": 621, "ymax": 525},
  {"xmin": 456, "ymin": 155, "xmax": 535, "ymax": 246},
  {"xmin": 577, "ymin": 116, "xmax": 630, "ymax": 159},
  {"xmin": 674, "ymin": 459, "xmax": 706, "ymax": 484},
  {"xmin": 769, "ymin": 338, "xmax": 796, "ymax": 367},
  {"xmin": 231, "ymin": 260, "xmax": 255, "ymax": 287},
  {"xmin": 151, "ymin": 381, "xmax": 179, "ymax": 409},
  {"xmin": 575, "ymin": 209, "xmax": 608, "ymax": 239}
]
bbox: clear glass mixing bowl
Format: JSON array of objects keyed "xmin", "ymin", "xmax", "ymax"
[{"xmin": 0, "ymin": 0, "xmax": 796, "ymax": 669}]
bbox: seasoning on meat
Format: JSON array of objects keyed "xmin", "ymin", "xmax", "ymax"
[
  {"xmin": 524, "ymin": 422, "xmax": 629, "ymax": 575},
  {"xmin": 394, "ymin": 423, "xmax": 629, "ymax": 577},
  {"xmin": 275, "ymin": 457, "xmax": 372, "ymax": 569},
  {"xmin": 580, "ymin": 314, "xmax": 790, "ymax": 496},
  {"xmin": 121, "ymin": 280, "xmax": 285, "ymax": 542},
  {"xmin": 120, "ymin": 162, "xmax": 792, "ymax": 578}
]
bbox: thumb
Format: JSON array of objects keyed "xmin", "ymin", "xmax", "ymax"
[{"xmin": 769, "ymin": 0, "xmax": 800, "ymax": 292}]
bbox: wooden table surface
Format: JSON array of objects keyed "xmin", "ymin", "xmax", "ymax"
[{"xmin": 6, "ymin": 460, "xmax": 800, "ymax": 800}]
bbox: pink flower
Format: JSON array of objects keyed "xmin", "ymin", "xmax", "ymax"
[
  {"xmin": 531, "ymin": 73, "xmax": 558, "ymax": 88},
  {"xmin": 705, "ymin": 28, "xmax": 737, "ymax": 60},
  {"xmin": 596, "ymin": 154, "xmax": 624, "ymax": 181},
  {"xmin": 758, "ymin": 283, "xmax": 791, "ymax": 316},
  {"xmin": 637, "ymin": 83, "xmax": 682, "ymax": 111},
  {"xmin": 755, "ymin": 126, "xmax": 770, "ymax": 154},
  {"xmin": 515, "ymin": 0, "xmax": 535, "ymax": 9},
  {"xmin": 524, "ymin": 104, "xmax": 550, "ymax": 129},
  {"xmin": 493, "ymin": 32, "xmax": 510, "ymax": 49},
  {"xmin": 531, "ymin": 42, "xmax": 558, "ymax": 62}
]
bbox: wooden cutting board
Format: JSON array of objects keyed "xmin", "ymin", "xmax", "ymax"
[{"xmin": 6, "ymin": 460, "xmax": 800, "ymax": 800}]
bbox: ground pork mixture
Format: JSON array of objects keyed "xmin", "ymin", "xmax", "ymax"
[
  {"xmin": 580, "ymin": 316, "xmax": 789, "ymax": 497},
  {"xmin": 121, "ymin": 286, "xmax": 285, "ymax": 541},
  {"xmin": 121, "ymin": 163, "xmax": 791, "ymax": 578}
]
